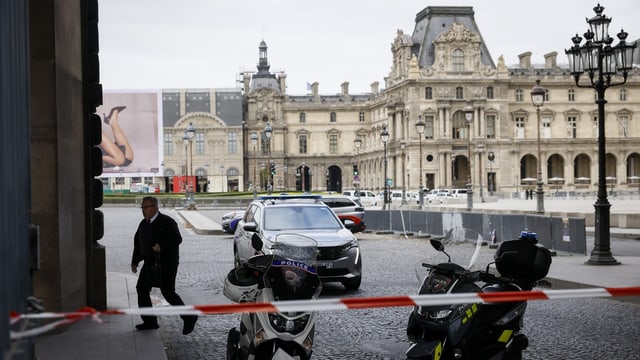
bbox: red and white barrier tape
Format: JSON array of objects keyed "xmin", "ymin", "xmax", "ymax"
[{"xmin": 10, "ymin": 286, "xmax": 640, "ymax": 340}]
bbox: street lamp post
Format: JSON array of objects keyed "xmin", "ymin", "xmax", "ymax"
[
  {"xmin": 381, "ymin": 126, "xmax": 391, "ymax": 230},
  {"xmin": 354, "ymin": 137, "xmax": 362, "ymax": 200},
  {"xmin": 400, "ymin": 141, "xmax": 407, "ymax": 205},
  {"xmin": 415, "ymin": 116, "xmax": 425, "ymax": 209},
  {"xmin": 531, "ymin": 79, "xmax": 547, "ymax": 214},
  {"xmin": 565, "ymin": 3, "xmax": 635, "ymax": 265},
  {"xmin": 250, "ymin": 132, "xmax": 258, "ymax": 198},
  {"xmin": 488, "ymin": 152, "xmax": 495, "ymax": 195},
  {"xmin": 264, "ymin": 123, "xmax": 272, "ymax": 195},
  {"xmin": 205, "ymin": 163, "xmax": 209, "ymax": 192},
  {"xmin": 381, "ymin": 126, "xmax": 389, "ymax": 211},
  {"xmin": 182, "ymin": 122, "xmax": 196, "ymax": 210},
  {"xmin": 477, "ymin": 143, "xmax": 485, "ymax": 202},
  {"xmin": 464, "ymin": 104, "xmax": 474, "ymax": 209},
  {"xmin": 301, "ymin": 163, "xmax": 306, "ymax": 192},
  {"xmin": 220, "ymin": 164, "xmax": 225, "ymax": 193}
]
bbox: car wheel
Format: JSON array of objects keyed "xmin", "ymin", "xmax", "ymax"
[
  {"xmin": 342, "ymin": 275, "xmax": 361, "ymax": 291},
  {"xmin": 226, "ymin": 327, "xmax": 240, "ymax": 360}
]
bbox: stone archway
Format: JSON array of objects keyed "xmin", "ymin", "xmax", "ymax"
[
  {"xmin": 296, "ymin": 164, "xmax": 310, "ymax": 192},
  {"xmin": 326, "ymin": 165, "xmax": 342, "ymax": 192}
]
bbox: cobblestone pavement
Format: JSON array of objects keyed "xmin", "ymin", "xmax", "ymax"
[{"xmin": 101, "ymin": 207, "xmax": 640, "ymax": 360}]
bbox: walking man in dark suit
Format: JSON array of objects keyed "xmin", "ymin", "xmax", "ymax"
[{"xmin": 131, "ymin": 196, "xmax": 197, "ymax": 335}]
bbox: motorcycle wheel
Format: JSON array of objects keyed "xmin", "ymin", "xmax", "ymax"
[{"xmin": 226, "ymin": 328, "xmax": 240, "ymax": 360}]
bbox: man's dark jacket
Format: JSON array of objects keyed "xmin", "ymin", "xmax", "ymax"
[{"xmin": 131, "ymin": 212, "xmax": 182, "ymax": 267}]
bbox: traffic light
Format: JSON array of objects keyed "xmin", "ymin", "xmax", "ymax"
[
  {"xmin": 85, "ymin": 0, "xmax": 104, "ymax": 242},
  {"xmin": 353, "ymin": 164, "xmax": 359, "ymax": 176},
  {"xmin": 270, "ymin": 163, "xmax": 276, "ymax": 176}
]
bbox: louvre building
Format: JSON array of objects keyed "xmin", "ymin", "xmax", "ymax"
[{"xmin": 156, "ymin": 6, "xmax": 640, "ymax": 198}]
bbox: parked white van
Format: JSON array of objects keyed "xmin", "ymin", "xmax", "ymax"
[
  {"xmin": 451, "ymin": 188, "xmax": 468, "ymax": 199},
  {"xmin": 425, "ymin": 189, "xmax": 450, "ymax": 200},
  {"xmin": 342, "ymin": 189, "xmax": 378, "ymax": 206},
  {"xmin": 389, "ymin": 190, "xmax": 405, "ymax": 203}
]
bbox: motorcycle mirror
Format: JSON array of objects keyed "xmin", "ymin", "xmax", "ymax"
[
  {"xmin": 430, "ymin": 239, "xmax": 444, "ymax": 251},
  {"xmin": 430, "ymin": 238, "xmax": 451, "ymax": 262},
  {"xmin": 251, "ymin": 233, "xmax": 264, "ymax": 252}
]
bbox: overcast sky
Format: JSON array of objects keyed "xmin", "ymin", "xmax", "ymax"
[{"xmin": 99, "ymin": 0, "xmax": 639, "ymax": 95}]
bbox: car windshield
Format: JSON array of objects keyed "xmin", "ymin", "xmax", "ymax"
[{"xmin": 264, "ymin": 206, "xmax": 342, "ymax": 231}]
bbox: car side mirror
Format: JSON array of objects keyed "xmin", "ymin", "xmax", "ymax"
[
  {"xmin": 251, "ymin": 233, "xmax": 263, "ymax": 252},
  {"xmin": 343, "ymin": 219, "xmax": 355, "ymax": 229},
  {"xmin": 243, "ymin": 222, "xmax": 257, "ymax": 232}
]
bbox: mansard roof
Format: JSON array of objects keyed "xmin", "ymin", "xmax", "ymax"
[{"xmin": 411, "ymin": 6, "xmax": 495, "ymax": 68}]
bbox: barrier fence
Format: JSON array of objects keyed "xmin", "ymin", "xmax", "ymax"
[{"xmin": 10, "ymin": 286, "xmax": 640, "ymax": 340}]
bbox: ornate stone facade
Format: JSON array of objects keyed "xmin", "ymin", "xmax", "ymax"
[
  {"xmin": 241, "ymin": 6, "xmax": 640, "ymax": 198},
  {"xmin": 157, "ymin": 6, "xmax": 639, "ymax": 198}
]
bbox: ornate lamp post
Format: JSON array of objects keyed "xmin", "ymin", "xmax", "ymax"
[
  {"xmin": 250, "ymin": 132, "xmax": 258, "ymax": 198},
  {"xmin": 464, "ymin": 104, "xmax": 474, "ymax": 209},
  {"xmin": 565, "ymin": 4, "xmax": 635, "ymax": 265},
  {"xmin": 531, "ymin": 79, "xmax": 547, "ymax": 214},
  {"xmin": 182, "ymin": 122, "xmax": 196, "ymax": 209},
  {"xmin": 264, "ymin": 123, "xmax": 272, "ymax": 195},
  {"xmin": 354, "ymin": 137, "xmax": 362, "ymax": 200},
  {"xmin": 415, "ymin": 116, "xmax": 425, "ymax": 209},
  {"xmin": 488, "ymin": 151, "xmax": 495, "ymax": 195},
  {"xmin": 381, "ymin": 126, "xmax": 390, "ymax": 210},
  {"xmin": 220, "ymin": 164, "xmax": 225, "ymax": 193}
]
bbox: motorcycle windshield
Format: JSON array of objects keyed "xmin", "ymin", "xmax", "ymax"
[
  {"xmin": 264, "ymin": 233, "xmax": 322, "ymax": 301},
  {"xmin": 440, "ymin": 227, "xmax": 485, "ymax": 270},
  {"xmin": 415, "ymin": 227, "xmax": 487, "ymax": 282}
]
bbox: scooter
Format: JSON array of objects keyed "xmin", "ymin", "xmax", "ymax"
[
  {"xmin": 406, "ymin": 229, "xmax": 552, "ymax": 360},
  {"xmin": 224, "ymin": 233, "xmax": 322, "ymax": 360}
]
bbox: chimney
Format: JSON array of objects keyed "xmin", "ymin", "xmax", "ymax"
[
  {"xmin": 278, "ymin": 73, "xmax": 287, "ymax": 93},
  {"xmin": 243, "ymin": 74, "xmax": 251, "ymax": 93},
  {"xmin": 370, "ymin": 81, "xmax": 379, "ymax": 94},
  {"xmin": 544, "ymin": 51, "xmax": 558, "ymax": 68},
  {"xmin": 518, "ymin": 51, "xmax": 532, "ymax": 68},
  {"xmin": 341, "ymin": 81, "xmax": 350, "ymax": 96}
]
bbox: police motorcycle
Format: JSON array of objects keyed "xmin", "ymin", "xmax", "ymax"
[
  {"xmin": 406, "ymin": 229, "xmax": 552, "ymax": 360},
  {"xmin": 224, "ymin": 233, "xmax": 322, "ymax": 360}
]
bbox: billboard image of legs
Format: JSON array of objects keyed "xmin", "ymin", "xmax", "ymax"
[{"xmin": 98, "ymin": 92, "xmax": 159, "ymax": 174}]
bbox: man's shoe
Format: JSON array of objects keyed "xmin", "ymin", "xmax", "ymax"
[
  {"xmin": 135, "ymin": 323, "xmax": 159, "ymax": 331},
  {"xmin": 182, "ymin": 316, "xmax": 197, "ymax": 335}
]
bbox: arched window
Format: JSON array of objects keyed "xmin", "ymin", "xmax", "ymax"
[
  {"xmin": 452, "ymin": 111, "xmax": 469, "ymax": 139},
  {"xmin": 330, "ymin": 112, "xmax": 336, "ymax": 122},
  {"xmin": 299, "ymin": 112, "xmax": 306, "ymax": 123}
]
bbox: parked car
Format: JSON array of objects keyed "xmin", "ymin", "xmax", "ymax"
[
  {"xmin": 451, "ymin": 188, "xmax": 468, "ymax": 199},
  {"xmin": 221, "ymin": 210, "xmax": 244, "ymax": 234},
  {"xmin": 429, "ymin": 192, "xmax": 453, "ymax": 204},
  {"xmin": 341, "ymin": 189, "xmax": 378, "ymax": 207},
  {"xmin": 389, "ymin": 190, "xmax": 404, "ymax": 203},
  {"xmin": 320, "ymin": 195, "xmax": 366, "ymax": 233},
  {"xmin": 233, "ymin": 195, "xmax": 362, "ymax": 290},
  {"xmin": 425, "ymin": 188, "xmax": 451, "ymax": 200}
]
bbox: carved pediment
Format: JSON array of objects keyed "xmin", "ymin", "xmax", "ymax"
[{"xmin": 435, "ymin": 23, "xmax": 481, "ymax": 44}]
